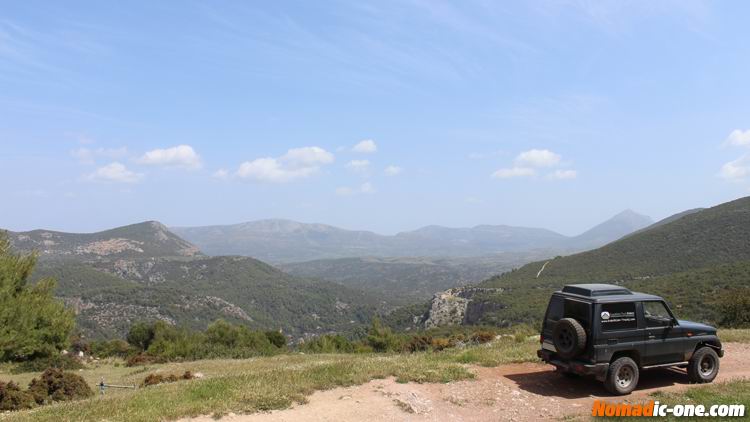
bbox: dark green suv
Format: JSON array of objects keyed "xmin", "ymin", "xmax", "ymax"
[{"xmin": 537, "ymin": 284, "xmax": 723, "ymax": 395}]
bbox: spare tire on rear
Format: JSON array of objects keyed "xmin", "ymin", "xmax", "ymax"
[{"xmin": 553, "ymin": 318, "xmax": 587, "ymax": 359}]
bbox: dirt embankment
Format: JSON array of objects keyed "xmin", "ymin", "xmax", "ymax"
[{"xmin": 187, "ymin": 342, "xmax": 750, "ymax": 422}]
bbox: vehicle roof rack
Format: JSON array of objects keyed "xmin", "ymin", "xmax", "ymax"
[{"xmin": 562, "ymin": 284, "xmax": 632, "ymax": 297}]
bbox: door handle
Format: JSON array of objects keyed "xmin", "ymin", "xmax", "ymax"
[{"xmin": 648, "ymin": 335, "xmax": 656, "ymax": 339}]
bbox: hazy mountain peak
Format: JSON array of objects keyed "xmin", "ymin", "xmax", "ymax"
[
  {"xmin": 571, "ymin": 209, "xmax": 653, "ymax": 249},
  {"xmin": 8, "ymin": 220, "xmax": 201, "ymax": 259}
]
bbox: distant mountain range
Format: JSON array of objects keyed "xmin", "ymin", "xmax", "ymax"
[
  {"xmin": 395, "ymin": 196, "xmax": 750, "ymax": 331},
  {"xmin": 5, "ymin": 222, "xmax": 383, "ymax": 339},
  {"xmin": 172, "ymin": 210, "xmax": 653, "ymax": 263}
]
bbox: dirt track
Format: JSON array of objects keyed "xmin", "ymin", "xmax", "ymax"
[{"xmin": 187, "ymin": 342, "xmax": 750, "ymax": 422}]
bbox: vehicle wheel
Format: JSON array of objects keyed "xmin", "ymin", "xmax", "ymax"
[
  {"xmin": 688, "ymin": 347, "xmax": 719, "ymax": 383},
  {"xmin": 552, "ymin": 318, "xmax": 587, "ymax": 359},
  {"xmin": 605, "ymin": 357, "xmax": 639, "ymax": 395}
]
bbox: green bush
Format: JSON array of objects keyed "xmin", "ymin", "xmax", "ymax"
[
  {"xmin": 0, "ymin": 381, "xmax": 35, "ymax": 411},
  {"xmin": 27, "ymin": 368, "xmax": 93, "ymax": 404},
  {"xmin": 365, "ymin": 319, "xmax": 405, "ymax": 352},
  {"xmin": 12, "ymin": 354, "xmax": 84, "ymax": 374},
  {"xmin": 719, "ymin": 292, "xmax": 750, "ymax": 328},
  {"xmin": 300, "ymin": 335, "xmax": 355, "ymax": 353},
  {"xmin": 0, "ymin": 233, "xmax": 76, "ymax": 362},
  {"xmin": 264, "ymin": 331, "xmax": 287, "ymax": 348},
  {"xmin": 90, "ymin": 339, "xmax": 137, "ymax": 359}
]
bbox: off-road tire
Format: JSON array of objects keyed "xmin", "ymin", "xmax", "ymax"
[
  {"xmin": 687, "ymin": 347, "xmax": 719, "ymax": 384},
  {"xmin": 552, "ymin": 318, "xmax": 587, "ymax": 359},
  {"xmin": 605, "ymin": 357, "xmax": 639, "ymax": 395}
]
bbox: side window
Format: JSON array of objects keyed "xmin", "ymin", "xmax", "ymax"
[
  {"xmin": 644, "ymin": 301, "xmax": 673, "ymax": 327},
  {"xmin": 600, "ymin": 302, "xmax": 637, "ymax": 331}
]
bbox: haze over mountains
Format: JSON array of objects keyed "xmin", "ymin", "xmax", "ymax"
[
  {"xmin": 172, "ymin": 210, "xmax": 653, "ymax": 263},
  {"xmin": 3, "ymin": 209, "xmax": 653, "ymax": 339},
  {"xmin": 5, "ymin": 222, "xmax": 383, "ymax": 339},
  {"xmin": 397, "ymin": 196, "xmax": 750, "ymax": 332}
]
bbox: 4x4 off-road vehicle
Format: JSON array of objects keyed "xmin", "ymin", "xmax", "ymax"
[{"xmin": 538, "ymin": 284, "xmax": 723, "ymax": 395}]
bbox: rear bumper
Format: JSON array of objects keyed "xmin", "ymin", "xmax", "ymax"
[{"xmin": 538, "ymin": 349, "xmax": 609, "ymax": 381}]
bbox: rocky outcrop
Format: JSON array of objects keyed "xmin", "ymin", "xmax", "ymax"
[{"xmin": 423, "ymin": 287, "xmax": 504, "ymax": 328}]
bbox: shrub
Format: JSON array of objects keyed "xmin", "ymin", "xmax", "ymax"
[
  {"xmin": 264, "ymin": 331, "xmax": 287, "ymax": 349},
  {"xmin": 141, "ymin": 371, "xmax": 194, "ymax": 387},
  {"xmin": 719, "ymin": 292, "xmax": 750, "ymax": 328},
  {"xmin": 430, "ymin": 337, "xmax": 452, "ymax": 351},
  {"xmin": 365, "ymin": 319, "xmax": 405, "ymax": 352},
  {"xmin": 27, "ymin": 368, "xmax": 93, "ymax": 404},
  {"xmin": 470, "ymin": 330, "xmax": 495, "ymax": 344},
  {"xmin": 405, "ymin": 335, "xmax": 432, "ymax": 353},
  {"xmin": 90, "ymin": 339, "xmax": 137, "ymax": 359},
  {"xmin": 299, "ymin": 335, "xmax": 355, "ymax": 354},
  {"xmin": 125, "ymin": 353, "xmax": 161, "ymax": 367},
  {"xmin": 12, "ymin": 354, "xmax": 84, "ymax": 374},
  {"xmin": 0, "ymin": 381, "xmax": 35, "ymax": 411}
]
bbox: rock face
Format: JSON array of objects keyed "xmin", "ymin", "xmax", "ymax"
[{"xmin": 423, "ymin": 287, "xmax": 504, "ymax": 328}]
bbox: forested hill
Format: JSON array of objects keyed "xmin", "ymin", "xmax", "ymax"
[
  {"xmin": 3, "ymin": 222, "xmax": 384, "ymax": 339},
  {"xmin": 8, "ymin": 221, "xmax": 201, "ymax": 260},
  {"xmin": 481, "ymin": 196, "xmax": 750, "ymax": 287}
]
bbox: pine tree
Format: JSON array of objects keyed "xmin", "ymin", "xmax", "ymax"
[{"xmin": 0, "ymin": 233, "xmax": 75, "ymax": 362}]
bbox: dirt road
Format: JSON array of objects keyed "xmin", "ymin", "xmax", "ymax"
[{"xmin": 188, "ymin": 342, "xmax": 750, "ymax": 422}]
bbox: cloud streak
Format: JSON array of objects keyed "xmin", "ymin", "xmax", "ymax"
[{"xmin": 236, "ymin": 146, "xmax": 334, "ymax": 183}]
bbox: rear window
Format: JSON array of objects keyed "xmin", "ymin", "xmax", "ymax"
[
  {"xmin": 600, "ymin": 302, "xmax": 637, "ymax": 331},
  {"xmin": 544, "ymin": 295, "xmax": 564, "ymax": 324},
  {"xmin": 544, "ymin": 295, "xmax": 591, "ymax": 327}
]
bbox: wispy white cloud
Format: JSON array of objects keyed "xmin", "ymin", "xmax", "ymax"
[
  {"xmin": 137, "ymin": 145, "xmax": 202, "ymax": 169},
  {"xmin": 212, "ymin": 168, "xmax": 230, "ymax": 180},
  {"xmin": 86, "ymin": 162, "xmax": 143, "ymax": 183},
  {"xmin": 725, "ymin": 129, "xmax": 750, "ymax": 147},
  {"xmin": 352, "ymin": 139, "xmax": 377, "ymax": 153},
  {"xmin": 492, "ymin": 167, "xmax": 535, "ymax": 179},
  {"xmin": 336, "ymin": 182, "xmax": 375, "ymax": 196},
  {"xmin": 549, "ymin": 169, "xmax": 578, "ymax": 180},
  {"xmin": 515, "ymin": 149, "xmax": 561, "ymax": 167},
  {"xmin": 346, "ymin": 159, "xmax": 370, "ymax": 174},
  {"xmin": 236, "ymin": 146, "xmax": 334, "ymax": 183},
  {"xmin": 384, "ymin": 165, "xmax": 402, "ymax": 176},
  {"xmin": 71, "ymin": 147, "xmax": 128, "ymax": 164},
  {"xmin": 719, "ymin": 155, "xmax": 750, "ymax": 181}
]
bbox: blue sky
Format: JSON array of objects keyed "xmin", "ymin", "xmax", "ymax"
[{"xmin": 2, "ymin": 0, "xmax": 750, "ymax": 235}]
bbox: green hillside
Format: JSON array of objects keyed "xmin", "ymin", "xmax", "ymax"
[
  {"xmin": 4, "ymin": 222, "xmax": 386, "ymax": 339},
  {"xmin": 483, "ymin": 196, "xmax": 750, "ymax": 286},
  {"xmin": 279, "ymin": 252, "xmax": 552, "ymax": 306},
  {"xmin": 410, "ymin": 197, "xmax": 750, "ymax": 330},
  {"xmin": 33, "ymin": 255, "xmax": 385, "ymax": 339}
]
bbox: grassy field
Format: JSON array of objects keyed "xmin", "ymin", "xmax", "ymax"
[{"xmin": 0, "ymin": 336, "xmax": 539, "ymax": 421}]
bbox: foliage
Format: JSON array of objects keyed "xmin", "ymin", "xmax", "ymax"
[
  {"xmin": 124, "ymin": 320, "xmax": 280, "ymax": 364},
  {"xmin": 90, "ymin": 339, "xmax": 138, "ymax": 359},
  {"xmin": 11, "ymin": 354, "xmax": 84, "ymax": 374},
  {"xmin": 126, "ymin": 322, "xmax": 157, "ymax": 351},
  {"xmin": 0, "ymin": 233, "xmax": 76, "ymax": 362},
  {"xmin": 0, "ymin": 381, "xmax": 35, "ymax": 411},
  {"xmin": 264, "ymin": 331, "xmax": 287, "ymax": 348},
  {"xmin": 141, "ymin": 371, "xmax": 193, "ymax": 387},
  {"xmin": 719, "ymin": 292, "xmax": 750, "ymax": 328},
  {"xmin": 27, "ymin": 368, "xmax": 93, "ymax": 404},
  {"xmin": 299, "ymin": 335, "xmax": 357, "ymax": 354}
]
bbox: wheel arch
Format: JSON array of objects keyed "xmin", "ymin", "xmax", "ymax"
[{"xmin": 610, "ymin": 350, "xmax": 642, "ymax": 367}]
